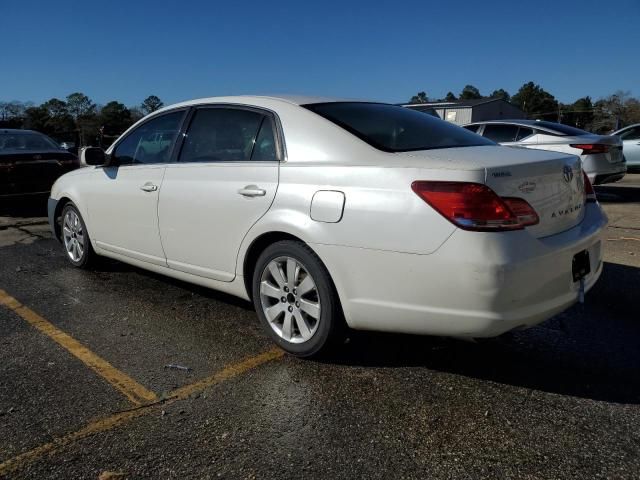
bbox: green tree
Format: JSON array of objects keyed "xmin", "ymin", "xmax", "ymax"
[
  {"xmin": 100, "ymin": 101, "xmax": 133, "ymax": 136},
  {"xmin": 459, "ymin": 85, "xmax": 482, "ymax": 100},
  {"xmin": 41, "ymin": 98, "xmax": 75, "ymax": 139},
  {"xmin": 141, "ymin": 95, "xmax": 164, "ymax": 115},
  {"xmin": 490, "ymin": 89, "xmax": 510, "ymax": 102},
  {"xmin": 129, "ymin": 107, "xmax": 145, "ymax": 123},
  {"xmin": 409, "ymin": 91, "xmax": 428, "ymax": 104},
  {"xmin": 444, "ymin": 91, "xmax": 457, "ymax": 101},
  {"xmin": 66, "ymin": 92, "xmax": 97, "ymax": 146},
  {"xmin": 66, "ymin": 92, "xmax": 95, "ymax": 119},
  {"xmin": 23, "ymin": 106, "xmax": 50, "ymax": 132},
  {"xmin": 568, "ymin": 96, "xmax": 594, "ymax": 129},
  {"xmin": 511, "ymin": 82, "xmax": 558, "ymax": 120}
]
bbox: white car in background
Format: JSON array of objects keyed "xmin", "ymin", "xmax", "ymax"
[
  {"xmin": 48, "ymin": 96, "xmax": 606, "ymax": 356},
  {"xmin": 611, "ymin": 123, "xmax": 640, "ymax": 172},
  {"xmin": 464, "ymin": 120, "xmax": 626, "ymax": 185}
]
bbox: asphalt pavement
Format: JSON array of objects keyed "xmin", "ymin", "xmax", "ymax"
[{"xmin": 0, "ymin": 176, "xmax": 639, "ymax": 479}]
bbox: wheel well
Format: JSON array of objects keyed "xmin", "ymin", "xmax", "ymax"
[
  {"xmin": 242, "ymin": 231, "xmax": 304, "ymax": 300},
  {"xmin": 52, "ymin": 197, "xmax": 72, "ymax": 240}
]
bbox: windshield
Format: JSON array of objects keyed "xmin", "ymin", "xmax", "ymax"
[
  {"xmin": 0, "ymin": 132, "xmax": 62, "ymax": 152},
  {"xmin": 534, "ymin": 121, "xmax": 591, "ymax": 136},
  {"xmin": 304, "ymin": 102, "xmax": 495, "ymax": 152}
]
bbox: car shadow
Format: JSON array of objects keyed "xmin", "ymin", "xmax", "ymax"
[
  {"xmin": 595, "ymin": 185, "xmax": 640, "ymax": 204},
  {"xmin": 91, "ymin": 256, "xmax": 255, "ymax": 311},
  {"xmin": 322, "ymin": 261, "xmax": 640, "ymax": 405},
  {"xmin": 0, "ymin": 194, "xmax": 49, "ymax": 218}
]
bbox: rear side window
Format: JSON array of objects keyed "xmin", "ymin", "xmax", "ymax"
[
  {"xmin": 619, "ymin": 126, "xmax": 640, "ymax": 140},
  {"xmin": 179, "ymin": 108, "xmax": 269, "ymax": 162},
  {"xmin": 113, "ymin": 111, "xmax": 184, "ymax": 165},
  {"xmin": 482, "ymin": 124, "xmax": 519, "ymax": 143},
  {"xmin": 516, "ymin": 127, "xmax": 535, "ymax": 141},
  {"xmin": 464, "ymin": 125, "xmax": 480, "ymax": 133},
  {"xmin": 534, "ymin": 121, "xmax": 590, "ymax": 136},
  {"xmin": 0, "ymin": 132, "xmax": 61, "ymax": 152},
  {"xmin": 304, "ymin": 102, "xmax": 494, "ymax": 152}
]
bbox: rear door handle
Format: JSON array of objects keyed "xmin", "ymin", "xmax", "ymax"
[
  {"xmin": 140, "ymin": 183, "xmax": 158, "ymax": 192},
  {"xmin": 238, "ymin": 185, "xmax": 266, "ymax": 197}
]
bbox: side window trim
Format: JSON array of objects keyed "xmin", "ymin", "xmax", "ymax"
[
  {"xmin": 110, "ymin": 108, "xmax": 188, "ymax": 166},
  {"xmin": 174, "ymin": 103, "xmax": 285, "ymax": 164}
]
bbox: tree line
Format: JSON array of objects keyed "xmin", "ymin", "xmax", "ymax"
[
  {"xmin": 0, "ymin": 94, "xmax": 164, "ymax": 147},
  {"xmin": 410, "ymin": 82, "xmax": 640, "ymax": 133}
]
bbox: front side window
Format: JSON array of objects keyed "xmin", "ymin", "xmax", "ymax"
[
  {"xmin": 112, "ymin": 110, "xmax": 184, "ymax": 165},
  {"xmin": 482, "ymin": 124, "xmax": 520, "ymax": 143},
  {"xmin": 179, "ymin": 108, "xmax": 273, "ymax": 162},
  {"xmin": 304, "ymin": 102, "xmax": 493, "ymax": 152}
]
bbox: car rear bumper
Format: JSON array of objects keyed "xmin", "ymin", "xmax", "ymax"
[
  {"xmin": 583, "ymin": 154, "xmax": 626, "ymax": 185},
  {"xmin": 313, "ymin": 202, "xmax": 607, "ymax": 338}
]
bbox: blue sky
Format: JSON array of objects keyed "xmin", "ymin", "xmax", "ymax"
[{"xmin": 2, "ymin": 0, "xmax": 639, "ymax": 107}]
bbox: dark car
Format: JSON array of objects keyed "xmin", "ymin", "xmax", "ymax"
[{"xmin": 0, "ymin": 129, "xmax": 80, "ymax": 197}]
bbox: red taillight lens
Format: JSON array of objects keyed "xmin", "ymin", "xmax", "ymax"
[
  {"xmin": 570, "ymin": 144, "xmax": 610, "ymax": 155},
  {"xmin": 502, "ymin": 197, "xmax": 539, "ymax": 226},
  {"xmin": 411, "ymin": 181, "xmax": 538, "ymax": 231},
  {"xmin": 583, "ymin": 171, "xmax": 597, "ymax": 202}
]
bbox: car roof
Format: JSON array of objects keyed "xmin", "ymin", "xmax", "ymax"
[
  {"xmin": 0, "ymin": 129, "xmax": 40, "ymax": 134},
  {"xmin": 165, "ymin": 94, "xmax": 371, "ymax": 110},
  {"xmin": 612, "ymin": 123, "xmax": 640, "ymax": 134}
]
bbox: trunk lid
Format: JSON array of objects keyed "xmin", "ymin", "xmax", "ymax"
[
  {"xmin": 484, "ymin": 154, "xmax": 584, "ymax": 238},
  {"xmin": 398, "ymin": 145, "xmax": 586, "ymax": 238}
]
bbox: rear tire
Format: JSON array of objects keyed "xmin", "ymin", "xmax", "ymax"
[
  {"xmin": 60, "ymin": 203, "xmax": 96, "ymax": 269},
  {"xmin": 252, "ymin": 240, "xmax": 343, "ymax": 357}
]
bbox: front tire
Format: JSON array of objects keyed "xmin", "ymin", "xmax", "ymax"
[
  {"xmin": 252, "ymin": 240, "xmax": 342, "ymax": 357},
  {"xmin": 61, "ymin": 203, "xmax": 95, "ymax": 268}
]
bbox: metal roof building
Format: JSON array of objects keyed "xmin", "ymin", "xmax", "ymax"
[{"xmin": 403, "ymin": 98, "xmax": 526, "ymax": 126}]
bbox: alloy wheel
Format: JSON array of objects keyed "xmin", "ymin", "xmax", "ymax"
[
  {"xmin": 259, "ymin": 256, "xmax": 321, "ymax": 344},
  {"xmin": 62, "ymin": 209, "xmax": 85, "ymax": 262}
]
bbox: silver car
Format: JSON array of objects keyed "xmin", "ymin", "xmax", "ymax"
[
  {"xmin": 611, "ymin": 123, "xmax": 640, "ymax": 172},
  {"xmin": 464, "ymin": 120, "xmax": 626, "ymax": 185}
]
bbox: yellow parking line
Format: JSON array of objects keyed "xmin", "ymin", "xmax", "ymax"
[
  {"xmin": 0, "ymin": 289, "xmax": 157, "ymax": 406},
  {"xmin": 0, "ymin": 347, "xmax": 284, "ymax": 477}
]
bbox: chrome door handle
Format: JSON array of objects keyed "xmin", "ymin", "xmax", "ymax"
[
  {"xmin": 140, "ymin": 183, "xmax": 158, "ymax": 192},
  {"xmin": 238, "ymin": 185, "xmax": 266, "ymax": 197}
]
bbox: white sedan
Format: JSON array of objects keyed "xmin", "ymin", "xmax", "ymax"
[
  {"xmin": 48, "ymin": 96, "xmax": 607, "ymax": 356},
  {"xmin": 463, "ymin": 120, "xmax": 626, "ymax": 185}
]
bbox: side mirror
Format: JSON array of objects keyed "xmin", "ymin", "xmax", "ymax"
[{"xmin": 81, "ymin": 147, "xmax": 108, "ymax": 166}]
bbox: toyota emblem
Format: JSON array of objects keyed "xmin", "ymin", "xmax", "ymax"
[{"xmin": 563, "ymin": 165, "xmax": 574, "ymax": 183}]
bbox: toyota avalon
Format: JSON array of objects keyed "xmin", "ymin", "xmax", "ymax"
[{"xmin": 47, "ymin": 96, "xmax": 607, "ymax": 356}]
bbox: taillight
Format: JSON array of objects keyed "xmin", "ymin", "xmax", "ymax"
[
  {"xmin": 583, "ymin": 171, "xmax": 597, "ymax": 202},
  {"xmin": 502, "ymin": 198, "xmax": 539, "ymax": 226},
  {"xmin": 411, "ymin": 181, "xmax": 539, "ymax": 231},
  {"xmin": 570, "ymin": 144, "xmax": 610, "ymax": 155}
]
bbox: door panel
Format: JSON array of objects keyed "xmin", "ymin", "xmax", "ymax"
[
  {"xmin": 623, "ymin": 140, "xmax": 640, "ymax": 166},
  {"xmin": 89, "ymin": 165, "xmax": 167, "ymax": 265},
  {"xmin": 87, "ymin": 109, "xmax": 186, "ymax": 266},
  {"xmin": 158, "ymin": 162, "xmax": 278, "ymax": 281}
]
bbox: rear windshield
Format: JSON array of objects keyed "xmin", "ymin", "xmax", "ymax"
[
  {"xmin": 0, "ymin": 132, "xmax": 61, "ymax": 152},
  {"xmin": 303, "ymin": 102, "xmax": 494, "ymax": 152},
  {"xmin": 534, "ymin": 121, "xmax": 590, "ymax": 136}
]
